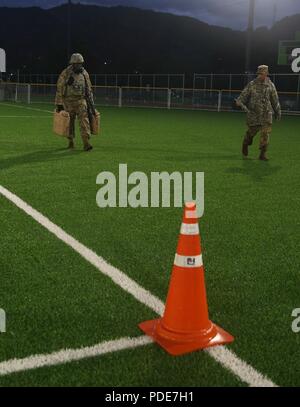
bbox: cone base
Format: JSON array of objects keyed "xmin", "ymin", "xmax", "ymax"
[{"xmin": 139, "ymin": 318, "xmax": 234, "ymax": 356}]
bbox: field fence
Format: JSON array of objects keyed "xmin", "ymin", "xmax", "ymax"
[
  {"xmin": 193, "ymin": 73, "xmax": 300, "ymax": 94},
  {"xmin": 1, "ymin": 82, "xmax": 299, "ymax": 115},
  {"xmin": 3, "ymin": 73, "xmax": 186, "ymax": 89},
  {"xmin": 3, "ymin": 72, "xmax": 300, "ymax": 93}
]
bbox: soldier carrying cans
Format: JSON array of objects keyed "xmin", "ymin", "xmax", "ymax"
[
  {"xmin": 55, "ymin": 53, "xmax": 93, "ymax": 151},
  {"xmin": 236, "ymin": 65, "xmax": 281, "ymax": 161}
]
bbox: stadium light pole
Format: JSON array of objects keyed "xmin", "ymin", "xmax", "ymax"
[
  {"xmin": 67, "ymin": 0, "xmax": 72, "ymax": 59},
  {"xmin": 245, "ymin": 0, "xmax": 255, "ymax": 74},
  {"xmin": 272, "ymin": 0, "xmax": 278, "ymax": 26}
]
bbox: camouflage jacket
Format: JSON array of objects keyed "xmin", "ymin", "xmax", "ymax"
[
  {"xmin": 236, "ymin": 77, "xmax": 281, "ymax": 126},
  {"xmin": 55, "ymin": 65, "xmax": 93, "ymax": 105}
]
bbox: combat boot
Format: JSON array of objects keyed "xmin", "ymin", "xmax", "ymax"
[
  {"xmin": 242, "ymin": 141, "xmax": 249, "ymax": 157},
  {"xmin": 84, "ymin": 143, "xmax": 93, "ymax": 152},
  {"xmin": 259, "ymin": 148, "xmax": 268, "ymax": 161},
  {"xmin": 68, "ymin": 140, "xmax": 74, "ymax": 149}
]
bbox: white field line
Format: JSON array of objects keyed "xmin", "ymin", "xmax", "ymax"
[
  {"xmin": 207, "ymin": 346, "xmax": 276, "ymax": 387},
  {"xmin": 0, "ymin": 116, "xmax": 51, "ymax": 118},
  {"xmin": 0, "ymin": 185, "xmax": 164, "ymax": 316},
  {"xmin": 0, "ymin": 185, "xmax": 277, "ymax": 387},
  {"xmin": 0, "ymin": 336, "xmax": 153, "ymax": 377},
  {"xmin": 0, "ymin": 102, "xmax": 53, "ymax": 114}
]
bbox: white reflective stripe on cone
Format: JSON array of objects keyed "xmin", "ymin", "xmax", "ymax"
[
  {"xmin": 174, "ymin": 254, "xmax": 203, "ymax": 268},
  {"xmin": 185, "ymin": 210, "xmax": 198, "ymax": 219},
  {"xmin": 180, "ymin": 223, "xmax": 199, "ymax": 235}
]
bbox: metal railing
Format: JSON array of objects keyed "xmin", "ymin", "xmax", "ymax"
[
  {"xmin": 4, "ymin": 73, "xmax": 186, "ymax": 89},
  {"xmin": 1, "ymin": 82, "xmax": 299, "ymax": 115},
  {"xmin": 3, "ymin": 72, "xmax": 300, "ymax": 93},
  {"xmin": 193, "ymin": 73, "xmax": 300, "ymax": 94}
]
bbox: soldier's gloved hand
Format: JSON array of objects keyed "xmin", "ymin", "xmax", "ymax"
[
  {"xmin": 56, "ymin": 104, "xmax": 64, "ymax": 113},
  {"xmin": 276, "ymin": 112, "xmax": 281, "ymax": 121},
  {"xmin": 235, "ymin": 99, "xmax": 249, "ymax": 113},
  {"xmin": 240, "ymin": 106, "xmax": 249, "ymax": 113}
]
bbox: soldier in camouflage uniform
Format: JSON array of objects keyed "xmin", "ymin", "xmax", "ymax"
[
  {"xmin": 236, "ymin": 65, "xmax": 281, "ymax": 161},
  {"xmin": 55, "ymin": 53, "xmax": 93, "ymax": 151}
]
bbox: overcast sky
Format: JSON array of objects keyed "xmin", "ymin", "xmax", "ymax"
[{"xmin": 0, "ymin": 0, "xmax": 300, "ymax": 30}]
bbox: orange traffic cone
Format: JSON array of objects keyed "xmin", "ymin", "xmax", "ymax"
[{"xmin": 139, "ymin": 202, "xmax": 234, "ymax": 356}]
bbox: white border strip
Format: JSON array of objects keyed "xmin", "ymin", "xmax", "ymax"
[
  {"xmin": 185, "ymin": 210, "xmax": 198, "ymax": 219},
  {"xmin": 0, "ymin": 185, "xmax": 277, "ymax": 387},
  {"xmin": 174, "ymin": 253, "xmax": 203, "ymax": 268},
  {"xmin": 180, "ymin": 223, "xmax": 199, "ymax": 235}
]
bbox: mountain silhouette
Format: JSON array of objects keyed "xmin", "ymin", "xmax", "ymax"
[{"xmin": 0, "ymin": 3, "xmax": 299, "ymax": 76}]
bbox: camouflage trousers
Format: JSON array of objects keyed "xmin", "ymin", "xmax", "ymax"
[
  {"xmin": 243, "ymin": 124, "xmax": 272, "ymax": 151},
  {"xmin": 63, "ymin": 99, "xmax": 90, "ymax": 145}
]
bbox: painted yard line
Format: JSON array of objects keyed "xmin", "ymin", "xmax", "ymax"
[
  {"xmin": 0, "ymin": 336, "xmax": 153, "ymax": 377},
  {"xmin": 0, "ymin": 102, "xmax": 53, "ymax": 114},
  {"xmin": 0, "ymin": 185, "xmax": 278, "ymax": 387}
]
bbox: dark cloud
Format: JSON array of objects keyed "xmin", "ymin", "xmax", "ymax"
[{"xmin": 0, "ymin": 0, "xmax": 299, "ymax": 29}]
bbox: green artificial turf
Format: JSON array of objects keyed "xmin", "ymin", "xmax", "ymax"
[{"xmin": 0, "ymin": 102, "xmax": 300, "ymax": 386}]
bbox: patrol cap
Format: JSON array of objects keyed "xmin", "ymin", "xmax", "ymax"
[
  {"xmin": 69, "ymin": 53, "xmax": 84, "ymax": 64},
  {"xmin": 257, "ymin": 65, "xmax": 269, "ymax": 75}
]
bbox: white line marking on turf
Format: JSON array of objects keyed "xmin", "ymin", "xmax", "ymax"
[
  {"xmin": 0, "ymin": 185, "xmax": 164, "ymax": 316},
  {"xmin": 0, "ymin": 116, "xmax": 51, "ymax": 118},
  {"xmin": 0, "ymin": 185, "xmax": 278, "ymax": 387},
  {"xmin": 0, "ymin": 336, "xmax": 153, "ymax": 377},
  {"xmin": 0, "ymin": 102, "xmax": 53, "ymax": 114},
  {"xmin": 206, "ymin": 346, "xmax": 277, "ymax": 387}
]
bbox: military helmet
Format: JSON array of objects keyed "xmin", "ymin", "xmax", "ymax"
[
  {"xmin": 257, "ymin": 65, "xmax": 269, "ymax": 75},
  {"xmin": 69, "ymin": 53, "xmax": 84, "ymax": 64}
]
